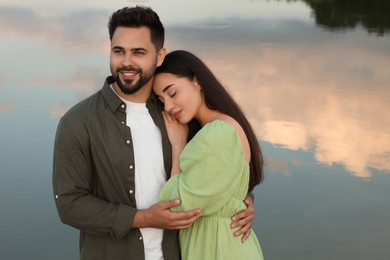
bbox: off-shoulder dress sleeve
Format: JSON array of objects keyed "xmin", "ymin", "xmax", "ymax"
[{"xmin": 160, "ymin": 120, "xmax": 249, "ymax": 216}]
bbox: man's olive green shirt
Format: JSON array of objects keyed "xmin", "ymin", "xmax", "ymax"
[{"xmin": 52, "ymin": 76, "xmax": 179, "ymax": 259}]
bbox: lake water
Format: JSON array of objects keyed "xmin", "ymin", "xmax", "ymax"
[{"xmin": 1, "ymin": 0, "xmax": 389, "ymax": 259}]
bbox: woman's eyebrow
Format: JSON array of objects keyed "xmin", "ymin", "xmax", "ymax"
[{"xmin": 162, "ymin": 84, "xmax": 175, "ymax": 93}]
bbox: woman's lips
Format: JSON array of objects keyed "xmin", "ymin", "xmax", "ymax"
[{"xmin": 173, "ymin": 110, "xmax": 182, "ymax": 119}]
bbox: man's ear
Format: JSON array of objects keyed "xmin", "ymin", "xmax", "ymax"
[{"xmin": 156, "ymin": 48, "xmax": 167, "ymax": 67}]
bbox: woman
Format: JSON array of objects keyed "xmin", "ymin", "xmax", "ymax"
[{"xmin": 154, "ymin": 50, "xmax": 264, "ymax": 259}]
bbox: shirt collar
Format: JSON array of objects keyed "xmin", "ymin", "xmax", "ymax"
[{"xmin": 102, "ymin": 76, "xmax": 123, "ymax": 113}]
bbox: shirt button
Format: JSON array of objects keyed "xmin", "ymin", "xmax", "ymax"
[
  {"xmin": 129, "ymin": 190, "xmax": 134, "ymax": 194},
  {"xmin": 121, "ymin": 121, "xmax": 125, "ymax": 124},
  {"xmin": 121, "ymin": 104, "xmax": 125, "ymax": 109},
  {"xmin": 139, "ymin": 236, "xmax": 143, "ymax": 240},
  {"xmin": 126, "ymin": 140, "xmax": 130, "ymax": 144},
  {"xmin": 55, "ymin": 195, "xmax": 59, "ymax": 199},
  {"xmin": 129, "ymin": 165, "xmax": 134, "ymax": 169}
]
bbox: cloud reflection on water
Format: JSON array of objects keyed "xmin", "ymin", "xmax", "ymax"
[
  {"xmin": 165, "ymin": 17, "xmax": 390, "ymax": 179},
  {"xmin": 1, "ymin": 3, "xmax": 389, "ymax": 180},
  {"xmin": 202, "ymin": 36, "xmax": 390, "ymax": 178}
]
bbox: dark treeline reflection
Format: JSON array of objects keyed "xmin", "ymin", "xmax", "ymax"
[{"xmin": 273, "ymin": 0, "xmax": 390, "ymax": 36}]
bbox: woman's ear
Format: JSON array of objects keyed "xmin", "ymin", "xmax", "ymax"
[{"xmin": 193, "ymin": 78, "xmax": 202, "ymax": 90}]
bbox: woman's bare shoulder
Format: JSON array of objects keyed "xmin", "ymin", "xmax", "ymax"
[{"xmin": 217, "ymin": 115, "xmax": 250, "ymax": 162}]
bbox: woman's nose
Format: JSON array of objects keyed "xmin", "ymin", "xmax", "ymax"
[{"xmin": 164, "ymin": 99, "xmax": 174, "ymax": 112}]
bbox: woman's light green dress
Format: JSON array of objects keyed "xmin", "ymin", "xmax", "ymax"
[{"xmin": 160, "ymin": 120, "xmax": 264, "ymax": 260}]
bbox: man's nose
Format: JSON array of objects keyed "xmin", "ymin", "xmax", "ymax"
[{"xmin": 122, "ymin": 53, "xmax": 134, "ymax": 66}]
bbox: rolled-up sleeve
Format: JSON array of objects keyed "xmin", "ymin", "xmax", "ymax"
[{"xmin": 53, "ymin": 114, "xmax": 135, "ymax": 240}]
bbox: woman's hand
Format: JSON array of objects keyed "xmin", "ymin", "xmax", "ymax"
[
  {"xmin": 162, "ymin": 111, "xmax": 188, "ymax": 176},
  {"xmin": 163, "ymin": 111, "xmax": 188, "ymax": 150}
]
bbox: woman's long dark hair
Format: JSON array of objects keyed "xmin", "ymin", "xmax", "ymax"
[{"xmin": 155, "ymin": 50, "xmax": 264, "ymax": 191}]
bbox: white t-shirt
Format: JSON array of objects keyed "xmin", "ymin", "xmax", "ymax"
[{"xmin": 114, "ymin": 88, "xmax": 166, "ymax": 260}]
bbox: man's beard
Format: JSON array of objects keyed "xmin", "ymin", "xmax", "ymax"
[{"xmin": 113, "ymin": 66, "xmax": 155, "ymax": 95}]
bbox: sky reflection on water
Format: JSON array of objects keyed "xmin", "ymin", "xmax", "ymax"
[{"xmin": 1, "ymin": 0, "xmax": 390, "ymax": 259}]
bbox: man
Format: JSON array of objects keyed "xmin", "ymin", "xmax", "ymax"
[{"xmin": 53, "ymin": 6, "xmax": 254, "ymax": 259}]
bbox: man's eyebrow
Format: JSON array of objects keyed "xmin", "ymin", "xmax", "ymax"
[
  {"xmin": 112, "ymin": 46, "xmax": 148, "ymax": 51},
  {"xmin": 162, "ymin": 84, "xmax": 175, "ymax": 93},
  {"xmin": 131, "ymin": 47, "xmax": 148, "ymax": 52},
  {"xmin": 112, "ymin": 45, "xmax": 124, "ymax": 50}
]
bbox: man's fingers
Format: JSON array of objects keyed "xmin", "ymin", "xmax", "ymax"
[
  {"xmin": 231, "ymin": 210, "xmax": 249, "ymax": 224},
  {"xmin": 160, "ymin": 198, "xmax": 181, "ymax": 210},
  {"xmin": 167, "ymin": 209, "xmax": 202, "ymax": 229},
  {"xmin": 172, "ymin": 209, "xmax": 202, "ymax": 221},
  {"xmin": 230, "ymin": 215, "xmax": 253, "ymax": 230},
  {"xmin": 229, "ymin": 196, "xmax": 255, "ymax": 243},
  {"xmin": 240, "ymin": 229, "xmax": 251, "ymax": 242},
  {"xmin": 159, "ymin": 199, "xmax": 202, "ymax": 228},
  {"xmin": 234, "ymin": 221, "xmax": 251, "ymax": 235},
  {"xmin": 244, "ymin": 197, "xmax": 253, "ymax": 207}
]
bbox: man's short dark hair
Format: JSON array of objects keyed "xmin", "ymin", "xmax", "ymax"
[{"xmin": 108, "ymin": 6, "xmax": 165, "ymax": 51}]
